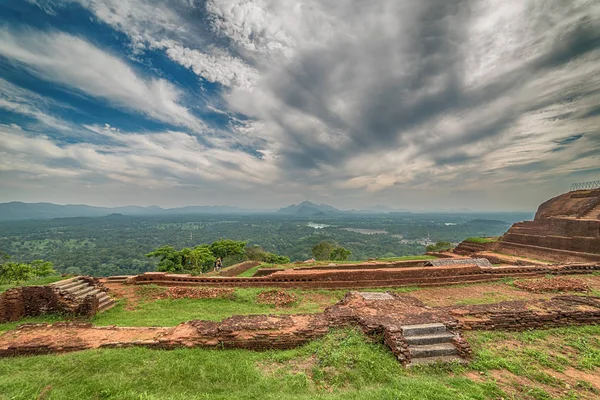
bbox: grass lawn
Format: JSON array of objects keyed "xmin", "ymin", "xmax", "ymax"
[
  {"xmin": 0, "ymin": 287, "xmax": 347, "ymax": 330},
  {"xmin": 3, "ymin": 277, "xmax": 600, "ymax": 399},
  {"xmin": 3, "ymin": 325, "xmax": 600, "ymax": 399},
  {"xmin": 464, "ymin": 237, "xmax": 499, "ymax": 244},
  {"xmin": 0, "ymin": 328, "xmax": 501, "ymax": 400},
  {"xmin": 92, "ymin": 288, "xmax": 347, "ymax": 327}
]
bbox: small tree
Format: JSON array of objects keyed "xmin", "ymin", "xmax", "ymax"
[
  {"xmin": 425, "ymin": 241, "xmax": 453, "ymax": 253},
  {"xmin": 245, "ymin": 245, "xmax": 290, "ymax": 264},
  {"xmin": 0, "ymin": 262, "xmax": 33, "ymax": 284},
  {"xmin": 30, "ymin": 260, "xmax": 56, "ymax": 278},
  {"xmin": 181, "ymin": 245, "xmax": 215, "ymax": 274},
  {"xmin": 146, "ymin": 245, "xmax": 183, "ymax": 272},
  {"xmin": 209, "ymin": 239, "xmax": 247, "ymax": 260},
  {"xmin": 330, "ymin": 247, "xmax": 351, "ymax": 261},
  {"xmin": 0, "ymin": 251, "xmax": 10, "ymax": 264},
  {"xmin": 312, "ymin": 241, "xmax": 335, "ymax": 261}
]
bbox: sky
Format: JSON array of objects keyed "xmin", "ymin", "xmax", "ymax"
[{"xmin": 0, "ymin": 0, "xmax": 599, "ymax": 212}]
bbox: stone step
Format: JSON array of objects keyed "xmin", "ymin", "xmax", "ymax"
[
  {"xmin": 409, "ymin": 343, "xmax": 458, "ymax": 358},
  {"xmin": 401, "ymin": 323, "xmax": 447, "ymax": 336},
  {"xmin": 407, "ymin": 355, "xmax": 467, "ymax": 367},
  {"xmin": 70, "ymin": 286, "xmax": 99, "ymax": 299},
  {"xmin": 98, "ymin": 297, "xmax": 115, "ymax": 312},
  {"xmin": 51, "ymin": 275, "xmax": 81, "ymax": 285},
  {"xmin": 52, "ymin": 277, "xmax": 83, "ymax": 290},
  {"xmin": 61, "ymin": 282, "xmax": 89, "ymax": 293},
  {"xmin": 405, "ymin": 332, "xmax": 455, "ymax": 345}
]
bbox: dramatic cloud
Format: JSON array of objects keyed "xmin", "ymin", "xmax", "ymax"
[
  {"xmin": 1, "ymin": 0, "xmax": 600, "ymax": 209},
  {"xmin": 0, "ymin": 29, "xmax": 205, "ymax": 132},
  {"xmin": 0, "ymin": 123, "xmax": 277, "ymax": 190}
]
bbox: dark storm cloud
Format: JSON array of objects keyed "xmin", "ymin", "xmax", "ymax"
[{"xmin": 259, "ymin": 0, "xmax": 600, "ymax": 175}]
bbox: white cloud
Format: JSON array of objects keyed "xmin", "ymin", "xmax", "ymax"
[
  {"xmin": 0, "ymin": 29, "xmax": 205, "ymax": 132},
  {"xmin": 0, "ymin": 123, "xmax": 277, "ymax": 191},
  {"xmin": 5, "ymin": 0, "xmax": 600, "ymax": 210},
  {"xmin": 161, "ymin": 41, "xmax": 258, "ymax": 88},
  {"xmin": 0, "ymin": 78, "xmax": 73, "ymax": 132},
  {"xmin": 64, "ymin": 0, "xmax": 259, "ymax": 89}
]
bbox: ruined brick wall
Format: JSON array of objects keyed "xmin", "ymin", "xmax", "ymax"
[
  {"xmin": 451, "ymin": 335, "xmax": 473, "ymax": 359},
  {"xmin": 0, "ymin": 288, "xmax": 25, "ymax": 322},
  {"xmin": 535, "ymin": 189, "xmax": 600, "ymax": 220},
  {"xmin": 452, "ymin": 296, "xmax": 600, "ymax": 331},
  {"xmin": 453, "ymin": 241, "xmax": 496, "ymax": 255},
  {"xmin": 501, "ymin": 233, "xmax": 600, "ymax": 254},
  {"xmin": 0, "ymin": 283, "xmax": 101, "ymax": 323},
  {"xmin": 0, "ymin": 286, "xmax": 64, "ymax": 323},
  {"xmin": 496, "ymin": 242, "xmax": 600, "ymax": 263},
  {"xmin": 128, "ymin": 263, "xmax": 600, "ymax": 290},
  {"xmin": 219, "ymin": 261, "xmax": 262, "ymax": 277},
  {"xmin": 383, "ymin": 330, "xmax": 410, "ymax": 364}
]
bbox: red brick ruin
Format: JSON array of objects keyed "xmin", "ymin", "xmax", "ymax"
[
  {"xmin": 0, "ymin": 277, "xmax": 112, "ymax": 323},
  {"xmin": 3, "ymin": 292, "xmax": 600, "ymax": 366},
  {"xmin": 2, "ymin": 188, "xmax": 600, "ymax": 365},
  {"xmin": 456, "ymin": 189, "xmax": 600, "ymax": 262}
]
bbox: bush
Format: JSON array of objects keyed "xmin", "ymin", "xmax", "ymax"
[
  {"xmin": 464, "ymin": 237, "xmax": 498, "ymax": 244},
  {"xmin": 312, "ymin": 242, "xmax": 352, "ymax": 261},
  {"xmin": 425, "ymin": 241, "xmax": 453, "ymax": 252},
  {"xmin": 0, "ymin": 255, "xmax": 56, "ymax": 284},
  {"xmin": 245, "ymin": 245, "xmax": 290, "ymax": 264}
]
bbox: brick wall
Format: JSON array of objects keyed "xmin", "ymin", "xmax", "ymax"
[
  {"xmin": 0, "ymin": 284, "xmax": 100, "ymax": 323},
  {"xmin": 451, "ymin": 296, "xmax": 600, "ymax": 331},
  {"xmin": 219, "ymin": 261, "xmax": 262, "ymax": 277}
]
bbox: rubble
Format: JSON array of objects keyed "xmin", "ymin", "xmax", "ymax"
[
  {"xmin": 161, "ymin": 287, "xmax": 235, "ymax": 300},
  {"xmin": 513, "ymin": 277, "xmax": 590, "ymax": 293},
  {"xmin": 257, "ymin": 290, "xmax": 297, "ymax": 307}
]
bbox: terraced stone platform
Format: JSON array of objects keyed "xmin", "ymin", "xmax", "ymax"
[
  {"xmin": 124, "ymin": 263, "xmax": 600, "ymax": 290},
  {"xmin": 4, "ymin": 291, "xmax": 600, "ymax": 366}
]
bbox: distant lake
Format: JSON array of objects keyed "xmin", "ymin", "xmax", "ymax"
[
  {"xmin": 307, "ymin": 222, "xmax": 331, "ymax": 229},
  {"xmin": 342, "ymin": 228, "xmax": 388, "ymax": 235}
]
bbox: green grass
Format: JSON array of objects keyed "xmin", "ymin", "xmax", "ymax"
[
  {"xmin": 464, "ymin": 325, "xmax": 600, "ymax": 398},
  {"xmin": 464, "ymin": 237, "xmax": 499, "ymax": 244},
  {"xmin": 90, "ymin": 288, "xmax": 345, "ymax": 327},
  {"xmin": 239, "ymin": 264, "xmax": 273, "ymax": 277},
  {"xmin": 0, "ymin": 275, "xmax": 66, "ymax": 294},
  {"xmin": 3, "ymin": 284, "xmax": 600, "ymax": 399},
  {"xmin": 0, "ymin": 328, "xmax": 502, "ymax": 400},
  {"xmin": 0, "ymin": 287, "xmax": 345, "ymax": 331}
]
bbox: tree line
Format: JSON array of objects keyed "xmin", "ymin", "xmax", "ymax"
[{"xmin": 146, "ymin": 239, "xmax": 290, "ymax": 274}]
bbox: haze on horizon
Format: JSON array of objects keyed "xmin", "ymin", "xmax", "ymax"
[{"xmin": 0, "ymin": 1, "xmax": 599, "ymax": 213}]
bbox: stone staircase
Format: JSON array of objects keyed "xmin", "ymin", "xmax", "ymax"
[
  {"xmin": 51, "ymin": 277, "xmax": 115, "ymax": 312},
  {"xmin": 402, "ymin": 323, "xmax": 466, "ymax": 366},
  {"xmin": 582, "ymin": 203, "xmax": 600, "ymax": 220},
  {"xmin": 104, "ymin": 275, "xmax": 133, "ymax": 284}
]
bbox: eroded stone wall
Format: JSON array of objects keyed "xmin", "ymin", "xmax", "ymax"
[
  {"xmin": 126, "ymin": 263, "xmax": 600, "ymax": 290},
  {"xmin": 0, "ymin": 283, "xmax": 100, "ymax": 323},
  {"xmin": 219, "ymin": 261, "xmax": 262, "ymax": 277}
]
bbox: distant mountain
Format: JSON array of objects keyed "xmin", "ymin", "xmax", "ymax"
[
  {"xmin": 0, "ymin": 202, "xmax": 256, "ymax": 221},
  {"xmin": 277, "ymin": 201, "xmax": 344, "ymax": 216}
]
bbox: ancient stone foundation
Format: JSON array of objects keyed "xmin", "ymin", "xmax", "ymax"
[
  {"xmin": 3, "ymin": 292, "xmax": 600, "ymax": 364},
  {"xmin": 0, "ymin": 276, "xmax": 110, "ymax": 323},
  {"xmin": 125, "ymin": 263, "xmax": 600, "ymax": 290},
  {"xmin": 449, "ymin": 295, "xmax": 600, "ymax": 331},
  {"xmin": 456, "ymin": 189, "xmax": 600, "ymax": 263}
]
